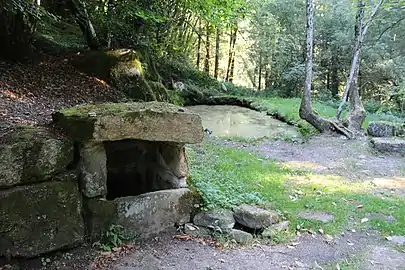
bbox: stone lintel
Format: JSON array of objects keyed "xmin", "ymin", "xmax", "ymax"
[{"xmin": 52, "ymin": 102, "xmax": 204, "ymax": 144}]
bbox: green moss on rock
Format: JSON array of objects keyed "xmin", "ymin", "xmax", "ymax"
[
  {"xmin": 0, "ymin": 181, "xmax": 84, "ymax": 258},
  {"xmin": 52, "ymin": 101, "xmax": 204, "ymax": 143},
  {"xmin": 0, "ymin": 126, "xmax": 74, "ymax": 189},
  {"xmin": 73, "ymin": 49, "xmax": 168, "ymax": 102}
]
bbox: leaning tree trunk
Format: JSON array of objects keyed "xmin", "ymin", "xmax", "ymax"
[
  {"xmin": 67, "ymin": 0, "xmax": 100, "ymax": 50},
  {"xmin": 337, "ymin": 0, "xmax": 383, "ymax": 133},
  {"xmin": 300, "ymin": 0, "xmax": 342, "ymax": 133}
]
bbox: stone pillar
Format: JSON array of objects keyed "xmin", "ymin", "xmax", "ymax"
[
  {"xmin": 160, "ymin": 143, "xmax": 189, "ymax": 187},
  {"xmin": 79, "ymin": 142, "xmax": 107, "ymax": 198}
]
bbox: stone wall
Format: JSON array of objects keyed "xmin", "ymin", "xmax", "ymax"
[
  {"xmin": 0, "ymin": 101, "xmax": 203, "ymax": 259},
  {"xmin": 0, "ymin": 127, "xmax": 84, "ymax": 258}
]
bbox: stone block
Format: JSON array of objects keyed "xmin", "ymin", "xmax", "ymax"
[
  {"xmin": 233, "ymin": 204, "xmax": 279, "ymax": 230},
  {"xmin": 0, "ymin": 126, "xmax": 73, "ymax": 189},
  {"xmin": 85, "ymin": 188, "xmax": 194, "ymax": 240},
  {"xmin": 371, "ymin": 137, "xmax": 405, "ymax": 156},
  {"xmin": 79, "ymin": 142, "xmax": 107, "ymax": 198},
  {"xmin": 0, "ymin": 180, "xmax": 84, "ymax": 258},
  {"xmin": 52, "ymin": 102, "xmax": 204, "ymax": 144},
  {"xmin": 193, "ymin": 210, "xmax": 235, "ymax": 233},
  {"xmin": 367, "ymin": 121, "xmax": 405, "ymax": 137}
]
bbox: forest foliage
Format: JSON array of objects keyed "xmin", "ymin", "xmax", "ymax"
[{"xmin": 1, "ymin": 0, "xmax": 405, "ymax": 118}]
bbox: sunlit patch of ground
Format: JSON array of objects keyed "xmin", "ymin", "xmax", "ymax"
[{"xmin": 279, "ymin": 160, "xmax": 329, "ymax": 171}]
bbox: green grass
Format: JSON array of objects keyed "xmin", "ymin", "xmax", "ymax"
[
  {"xmin": 188, "ymin": 140, "xmax": 405, "ymax": 237},
  {"xmin": 249, "ymin": 97, "xmax": 404, "ymax": 136}
]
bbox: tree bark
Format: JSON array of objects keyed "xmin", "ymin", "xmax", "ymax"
[
  {"xmin": 258, "ymin": 52, "xmax": 262, "ymax": 90},
  {"xmin": 67, "ymin": 0, "xmax": 100, "ymax": 50},
  {"xmin": 336, "ymin": 0, "xmax": 383, "ymax": 125},
  {"xmin": 226, "ymin": 27, "xmax": 237, "ymax": 82},
  {"xmin": 330, "ymin": 50, "xmax": 339, "ymax": 97},
  {"xmin": 214, "ymin": 27, "xmax": 220, "ymax": 79},
  {"xmin": 299, "ymin": 0, "xmax": 335, "ymax": 133},
  {"xmin": 204, "ymin": 22, "xmax": 210, "ymax": 74},
  {"xmin": 196, "ymin": 19, "xmax": 202, "ymax": 69}
]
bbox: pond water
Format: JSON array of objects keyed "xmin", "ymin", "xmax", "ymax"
[{"xmin": 186, "ymin": 105, "xmax": 301, "ymax": 140}]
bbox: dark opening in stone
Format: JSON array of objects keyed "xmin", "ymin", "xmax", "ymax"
[{"xmin": 104, "ymin": 139, "xmax": 188, "ymax": 200}]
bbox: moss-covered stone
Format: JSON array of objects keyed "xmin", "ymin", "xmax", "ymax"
[
  {"xmin": 52, "ymin": 101, "xmax": 203, "ymax": 143},
  {"xmin": 79, "ymin": 142, "xmax": 107, "ymax": 198},
  {"xmin": 367, "ymin": 121, "xmax": 405, "ymax": 137},
  {"xmin": 0, "ymin": 180, "xmax": 84, "ymax": 258},
  {"xmin": 84, "ymin": 198, "xmax": 118, "ymax": 241},
  {"xmin": 0, "ymin": 126, "xmax": 74, "ymax": 189},
  {"xmin": 84, "ymin": 189, "xmax": 198, "ymax": 241},
  {"xmin": 72, "ymin": 49, "xmax": 168, "ymax": 102},
  {"xmin": 370, "ymin": 137, "xmax": 405, "ymax": 156},
  {"xmin": 148, "ymin": 81, "xmax": 169, "ymax": 102}
]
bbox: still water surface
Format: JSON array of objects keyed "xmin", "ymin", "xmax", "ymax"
[{"xmin": 186, "ymin": 105, "xmax": 301, "ymax": 140}]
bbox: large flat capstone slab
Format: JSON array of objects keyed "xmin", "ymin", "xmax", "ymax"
[
  {"xmin": 52, "ymin": 101, "xmax": 204, "ymax": 143},
  {"xmin": 86, "ymin": 188, "xmax": 194, "ymax": 240}
]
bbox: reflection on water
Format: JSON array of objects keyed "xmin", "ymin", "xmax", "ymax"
[{"xmin": 186, "ymin": 105, "xmax": 301, "ymax": 139}]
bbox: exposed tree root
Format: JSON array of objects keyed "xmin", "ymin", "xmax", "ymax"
[{"xmin": 329, "ymin": 119, "xmax": 355, "ymax": 139}]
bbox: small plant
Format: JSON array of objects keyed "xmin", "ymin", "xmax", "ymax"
[{"xmin": 93, "ymin": 224, "xmax": 136, "ymax": 252}]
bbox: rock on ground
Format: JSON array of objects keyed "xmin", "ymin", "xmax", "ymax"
[
  {"xmin": 367, "ymin": 121, "xmax": 397, "ymax": 137},
  {"xmin": 262, "ymin": 221, "xmax": 290, "ymax": 238},
  {"xmin": 233, "ymin": 204, "xmax": 279, "ymax": 230},
  {"xmin": 183, "ymin": 223, "xmax": 212, "ymax": 237},
  {"xmin": 229, "ymin": 229, "xmax": 253, "ymax": 245},
  {"xmin": 387, "ymin": 236, "xmax": 405, "ymax": 245},
  {"xmin": 193, "ymin": 209, "xmax": 235, "ymax": 233},
  {"xmin": 370, "ymin": 137, "xmax": 405, "ymax": 156}
]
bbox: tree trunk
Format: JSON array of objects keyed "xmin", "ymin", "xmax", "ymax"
[
  {"xmin": 226, "ymin": 27, "xmax": 237, "ymax": 82},
  {"xmin": 330, "ymin": 51, "xmax": 339, "ymax": 98},
  {"xmin": 300, "ymin": 0, "xmax": 334, "ymax": 132},
  {"xmin": 0, "ymin": 2, "xmax": 37, "ymax": 59},
  {"xmin": 258, "ymin": 52, "xmax": 262, "ymax": 90},
  {"xmin": 204, "ymin": 22, "xmax": 210, "ymax": 74},
  {"xmin": 68, "ymin": 0, "xmax": 100, "ymax": 50},
  {"xmin": 196, "ymin": 19, "xmax": 202, "ymax": 68},
  {"xmin": 214, "ymin": 27, "xmax": 220, "ymax": 79},
  {"xmin": 336, "ymin": 0, "xmax": 383, "ymax": 129}
]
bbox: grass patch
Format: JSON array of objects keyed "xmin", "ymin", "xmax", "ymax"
[
  {"xmin": 188, "ymin": 140, "xmax": 405, "ymax": 237},
  {"xmin": 249, "ymin": 97, "xmax": 404, "ymax": 136}
]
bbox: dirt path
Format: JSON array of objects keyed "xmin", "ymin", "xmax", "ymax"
[
  {"xmin": 108, "ymin": 230, "xmax": 402, "ymax": 270},
  {"xmin": 240, "ymin": 135, "xmax": 405, "ymax": 197}
]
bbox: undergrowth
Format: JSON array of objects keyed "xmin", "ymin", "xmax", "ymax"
[
  {"xmin": 248, "ymin": 97, "xmax": 405, "ymax": 136},
  {"xmin": 188, "ymin": 139, "xmax": 405, "ymax": 237},
  {"xmin": 92, "ymin": 224, "xmax": 137, "ymax": 252}
]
